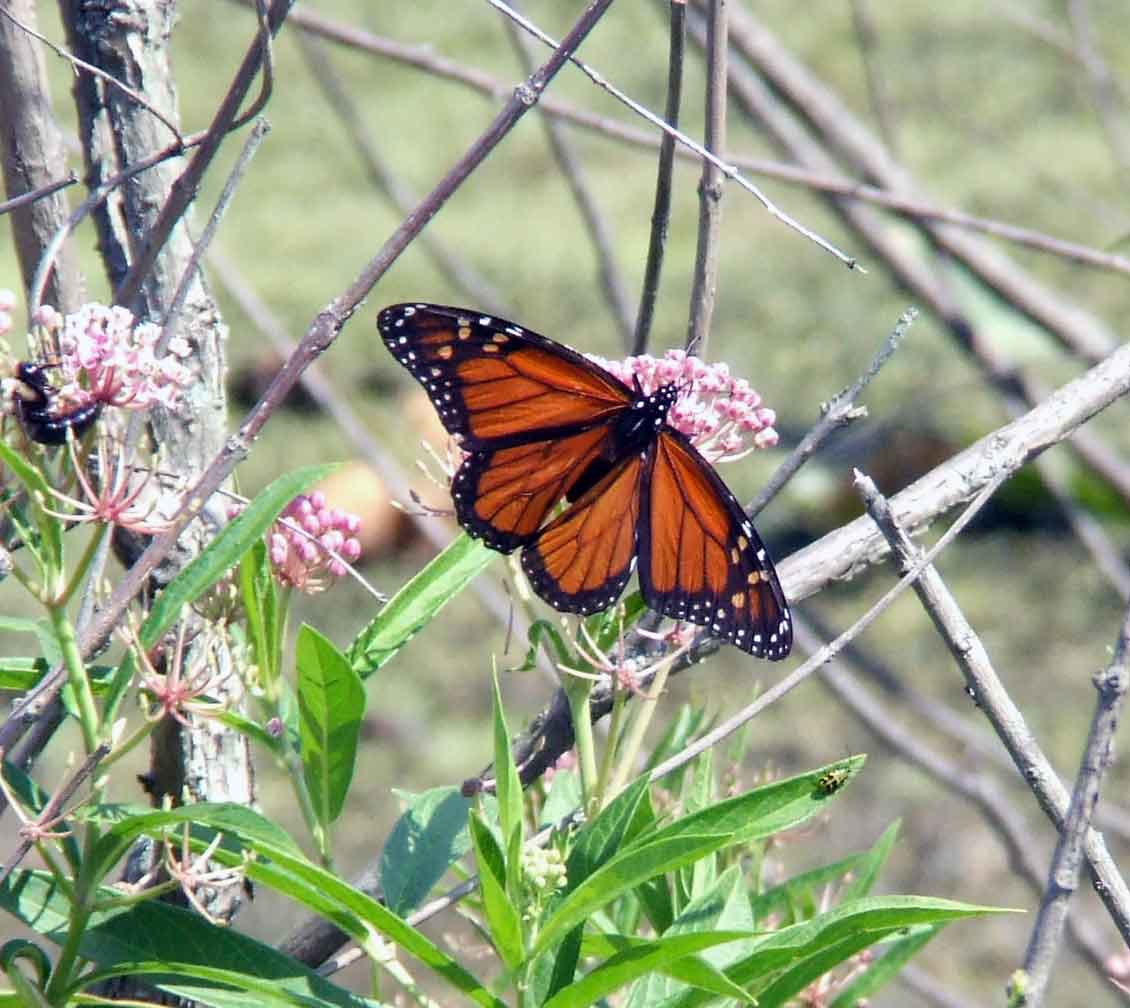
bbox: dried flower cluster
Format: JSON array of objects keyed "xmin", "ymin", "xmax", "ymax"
[{"xmin": 586, "ymin": 348, "xmax": 779, "ymax": 463}]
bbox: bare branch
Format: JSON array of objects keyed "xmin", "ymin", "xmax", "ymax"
[
  {"xmin": 488, "ymin": 0, "xmax": 861, "ymax": 271},
  {"xmin": 160, "ymin": 117, "xmax": 270, "ymax": 348},
  {"xmin": 748, "ymin": 306, "xmax": 914, "ymax": 518},
  {"xmin": 1019, "ymin": 605, "xmax": 1130, "ymax": 1002},
  {"xmin": 857, "ymin": 472, "xmax": 1130, "ymax": 947},
  {"xmin": 0, "ymin": 0, "xmax": 83, "ymax": 311},
  {"xmin": 502, "ymin": 4, "xmax": 633, "ymax": 346},
  {"xmin": 295, "ymin": 34, "xmax": 506, "ymax": 315},
  {"xmin": 280, "ymin": 1, "xmax": 1130, "ymax": 279},
  {"xmin": 113, "ymin": 0, "xmax": 289, "ymax": 310},
  {"xmin": 0, "ymin": 173, "xmax": 76, "ymax": 216},
  {"xmin": 0, "ymin": 4, "xmax": 183, "ymax": 143},
  {"xmin": 684, "ymin": 0, "xmax": 727, "ymax": 355},
  {"xmin": 803, "ymin": 616, "xmax": 1112, "ymax": 975},
  {"xmin": 632, "ymin": 1, "xmax": 685, "ymax": 355}
]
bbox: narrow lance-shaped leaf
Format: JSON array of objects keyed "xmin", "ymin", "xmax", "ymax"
[
  {"xmin": 142, "ymin": 464, "xmax": 336, "ymax": 647},
  {"xmin": 297, "ymin": 624, "xmax": 365, "ymax": 828}
]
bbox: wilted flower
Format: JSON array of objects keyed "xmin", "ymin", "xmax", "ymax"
[
  {"xmin": 586, "ymin": 348, "xmax": 779, "ymax": 464},
  {"xmin": 267, "ymin": 492, "xmax": 362, "ymax": 593}
]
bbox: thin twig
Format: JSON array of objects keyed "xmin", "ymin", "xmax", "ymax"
[
  {"xmin": 748, "ymin": 306, "xmax": 914, "ymax": 519},
  {"xmin": 857, "ymin": 472, "xmax": 1130, "ymax": 947},
  {"xmin": 113, "ymin": 0, "xmax": 288, "ymax": 310},
  {"xmin": 487, "ymin": 0, "xmax": 861, "ymax": 272},
  {"xmin": 1019, "ymin": 604, "xmax": 1130, "ymax": 1003},
  {"xmin": 684, "ymin": 0, "xmax": 728, "ymax": 355},
  {"xmin": 0, "ymin": 173, "xmax": 76, "ymax": 216},
  {"xmin": 0, "ymin": 742, "xmax": 110, "ymax": 887},
  {"xmin": 632, "ymin": 0, "xmax": 685, "ymax": 355},
  {"xmin": 159, "ymin": 117, "xmax": 270, "ymax": 349},
  {"xmin": 0, "ymin": 0, "xmax": 619, "ymax": 766},
  {"xmin": 279, "ymin": 2, "xmax": 1130, "ymax": 279},
  {"xmin": 800, "ymin": 614, "xmax": 1113, "ymax": 976},
  {"xmin": 0, "ymin": 4, "xmax": 184, "ymax": 143},
  {"xmin": 501, "ymin": 3, "xmax": 633, "ymax": 346},
  {"xmin": 295, "ymin": 34, "xmax": 505, "ymax": 315}
]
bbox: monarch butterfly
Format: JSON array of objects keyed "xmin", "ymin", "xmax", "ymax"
[
  {"xmin": 379, "ymin": 303, "xmax": 792, "ymax": 659},
  {"xmin": 12, "ymin": 361, "xmax": 102, "ymax": 445}
]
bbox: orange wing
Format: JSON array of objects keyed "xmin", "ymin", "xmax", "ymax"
[
  {"xmin": 452, "ymin": 426, "xmax": 613, "ymax": 553},
  {"xmin": 640, "ymin": 431, "xmax": 791, "ymax": 659},
  {"xmin": 378, "ymin": 303, "xmax": 632, "ymax": 449},
  {"xmin": 521, "ymin": 454, "xmax": 645, "ymax": 615}
]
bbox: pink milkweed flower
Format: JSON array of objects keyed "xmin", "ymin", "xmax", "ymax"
[
  {"xmin": 266, "ymin": 492, "xmax": 363, "ymax": 593},
  {"xmin": 586, "ymin": 349, "xmax": 779, "ymax": 465},
  {"xmin": 50, "ymin": 302, "xmax": 194, "ymax": 414}
]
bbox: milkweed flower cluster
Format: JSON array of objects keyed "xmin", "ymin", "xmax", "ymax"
[
  {"xmin": 33, "ymin": 301, "xmax": 194, "ymax": 413},
  {"xmin": 586, "ymin": 348, "xmax": 779, "ymax": 464},
  {"xmin": 267, "ymin": 492, "xmax": 362, "ymax": 593}
]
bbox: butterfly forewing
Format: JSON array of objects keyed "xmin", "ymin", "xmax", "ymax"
[
  {"xmin": 522, "ymin": 454, "xmax": 645, "ymax": 615},
  {"xmin": 378, "ymin": 303, "xmax": 632, "ymax": 449},
  {"xmin": 640, "ymin": 431, "xmax": 792, "ymax": 659},
  {"xmin": 452, "ymin": 427, "xmax": 613, "ymax": 553}
]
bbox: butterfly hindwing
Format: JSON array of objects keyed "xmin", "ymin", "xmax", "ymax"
[
  {"xmin": 521, "ymin": 453, "xmax": 645, "ymax": 615},
  {"xmin": 452, "ymin": 426, "xmax": 613, "ymax": 553},
  {"xmin": 378, "ymin": 303, "xmax": 632, "ymax": 450},
  {"xmin": 640, "ymin": 430, "xmax": 792, "ymax": 659}
]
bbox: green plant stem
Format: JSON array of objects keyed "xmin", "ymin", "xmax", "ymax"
[
  {"xmin": 47, "ymin": 605, "xmax": 100, "ymax": 755},
  {"xmin": 54, "ymin": 524, "xmax": 108, "ymax": 610},
  {"xmin": 561, "ymin": 672, "xmax": 599, "ymax": 812},
  {"xmin": 43, "ymin": 844, "xmax": 95, "ymax": 1003},
  {"xmin": 99, "ymin": 717, "xmax": 157, "ymax": 771},
  {"xmin": 606, "ymin": 655, "xmax": 676, "ymax": 799},
  {"xmin": 594, "ymin": 679, "xmax": 629, "ymax": 810}
]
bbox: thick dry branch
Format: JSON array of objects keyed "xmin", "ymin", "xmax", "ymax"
[
  {"xmin": 1019, "ymin": 604, "xmax": 1130, "ymax": 1002},
  {"xmin": 858, "ymin": 474, "xmax": 1130, "ymax": 948}
]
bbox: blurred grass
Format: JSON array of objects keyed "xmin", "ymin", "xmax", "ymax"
[{"xmin": 3, "ymin": 1, "xmax": 1130, "ymax": 1003}]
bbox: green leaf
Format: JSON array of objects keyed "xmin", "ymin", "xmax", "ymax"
[
  {"xmin": 829, "ymin": 923, "xmax": 939, "ymax": 1008},
  {"xmin": 0, "ymin": 440, "xmax": 61, "ymax": 573},
  {"xmin": 347, "ymin": 532, "xmax": 496, "ymax": 676},
  {"xmin": 240, "ymin": 538, "xmax": 282, "ymax": 691},
  {"xmin": 625, "ymin": 867, "xmax": 753, "ymax": 1008},
  {"xmin": 86, "ymin": 802, "xmax": 303, "ymax": 887},
  {"xmin": 545, "ymin": 930, "xmax": 753, "ymax": 1008},
  {"xmin": 141, "ymin": 464, "xmax": 335, "ymax": 647},
  {"xmin": 642, "ymin": 757, "xmax": 867, "ymax": 853},
  {"xmin": 566, "ymin": 775, "xmax": 650, "ymax": 886},
  {"xmin": 0, "ymin": 870, "xmax": 379, "ymax": 1008},
  {"xmin": 87, "ymin": 805, "xmax": 504, "ymax": 1008},
  {"xmin": 750, "ymin": 852, "xmax": 869, "ymax": 927},
  {"xmin": 469, "ymin": 811, "xmax": 524, "ymax": 972},
  {"xmin": 490, "ymin": 668, "xmax": 523, "ymax": 860},
  {"xmin": 380, "ymin": 787, "xmax": 473, "ymax": 916},
  {"xmin": 510, "ymin": 620, "xmax": 572, "ymax": 672},
  {"xmin": 841, "ymin": 821, "xmax": 899, "ymax": 904},
  {"xmin": 540, "ymin": 768, "xmax": 582, "ymax": 829},
  {"xmin": 660, "ymin": 895, "xmax": 1011, "ymax": 1008},
  {"xmin": 533, "ymin": 833, "xmax": 728, "ymax": 957},
  {"xmin": 296, "ymin": 624, "xmax": 365, "ymax": 827}
]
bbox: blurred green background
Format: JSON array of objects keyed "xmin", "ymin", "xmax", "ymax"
[{"xmin": 4, "ymin": 0, "xmax": 1130, "ymax": 1003}]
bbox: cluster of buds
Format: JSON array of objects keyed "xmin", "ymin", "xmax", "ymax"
[
  {"xmin": 520, "ymin": 845, "xmax": 567, "ymax": 919},
  {"xmin": 586, "ymin": 348, "xmax": 779, "ymax": 464},
  {"xmin": 267, "ymin": 492, "xmax": 362, "ymax": 593},
  {"xmin": 32, "ymin": 301, "xmax": 194, "ymax": 413}
]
